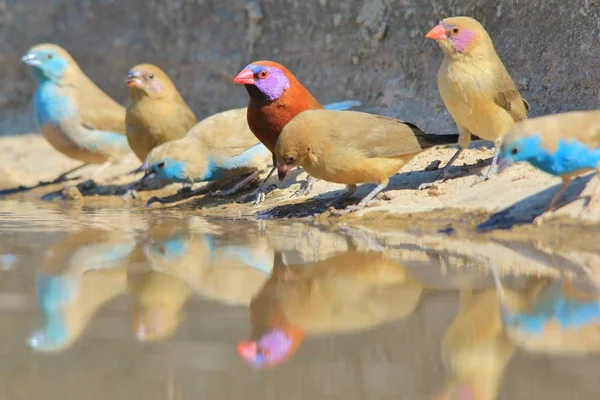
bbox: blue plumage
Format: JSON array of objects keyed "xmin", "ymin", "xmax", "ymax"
[
  {"xmin": 505, "ymin": 285, "xmax": 600, "ymax": 334},
  {"xmin": 22, "ymin": 43, "xmax": 131, "ymax": 166},
  {"xmin": 503, "ymin": 136, "xmax": 600, "ymax": 176}
]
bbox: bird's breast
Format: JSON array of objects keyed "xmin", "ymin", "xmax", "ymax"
[{"xmin": 34, "ymin": 84, "xmax": 77, "ymax": 125}]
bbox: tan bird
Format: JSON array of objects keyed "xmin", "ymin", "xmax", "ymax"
[
  {"xmin": 275, "ymin": 109, "xmax": 458, "ymax": 214},
  {"xmin": 424, "ymin": 16, "xmax": 529, "ymax": 187},
  {"xmin": 125, "ymin": 64, "xmax": 197, "ymax": 162}
]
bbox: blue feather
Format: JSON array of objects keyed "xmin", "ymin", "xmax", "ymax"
[
  {"xmin": 505, "ymin": 286, "xmax": 600, "ymax": 334},
  {"xmin": 323, "ymin": 100, "xmax": 361, "ymax": 111}
]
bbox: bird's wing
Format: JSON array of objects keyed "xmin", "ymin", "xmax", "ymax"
[
  {"xmin": 77, "ymin": 74, "xmax": 127, "ymax": 134},
  {"xmin": 325, "ymin": 111, "xmax": 431, "ymax": 158},
  {"xmin": 493, "ymin": 68, "xmax": 529, "ymax": 123}
]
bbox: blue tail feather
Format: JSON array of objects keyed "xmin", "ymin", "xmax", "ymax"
[{"xmin": 323, "ymin": 100, "xmax": 361, "ymax": 111}]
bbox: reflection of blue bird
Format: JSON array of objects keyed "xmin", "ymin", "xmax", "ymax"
[
  {"xmin": 490, "ymin": 264, "xmax": 600, "ymax": 354},
  {"xmin": 21, "ymin": 43, "xmax": 134, "ymax": 182},
  {"xmin": 143, "ymin": 101, "xmax": 360, "ymax": 197},
  {"xmin": 498, "ymin": 111, "xmax": 600, "ymax": 223},
  {"xmin": 29, "ymin": 240, "xmax": 134, "ymax": 353}
]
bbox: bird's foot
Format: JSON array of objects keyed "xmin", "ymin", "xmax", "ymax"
[
  {"xmin": 290, "ymin": 178, "xmax": 316, "ymax": 198},
  {"xmin": 533, "ymin": 210, "xmax": 553, "ymax": 226},
  {"xmin": 122, "ymin": 189, "xmax": 138, "ymax": 201},
  {"xmin": 251, "ymin": 184, "xmax": 277, "ymax": 206},
  {"xmin": 471, "ymin": 164, "xmax": 499, "ymax": 187}
]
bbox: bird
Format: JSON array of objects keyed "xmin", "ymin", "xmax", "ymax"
[
  {"xmin": 29, "ymin": 228, "xmax": 133, "ymax": 352},
  {"xmin": 237, "ymin": 250, "xmax": 423, "ymax": 368},
  {"xmin": 274, "ymin": 109, "xmax": 459, "ymax": 214},
  {"xmin": 433, "ymin": 287, "xmax": 527, "ymax": 400},
  {"xmin": 142, "ymin": 101, "xmax": 360, "ymax": 206},
  {"xmin": 498, "ymin": 111, "xmax": 600, "ymax": 224},
  {"xmin": 21, "ymin": 43, "xmax": 134, "ymax": 186},
  {"xmin": 423, "ymin": 16, "xmax": 529, "ymax": 188},
  {"xmin": 233, "ymin": 60, "xmax": 360, "ymax": 204},
  {"xmin": 489, "ymin": 254, "xmax": 600, "ymax": 355},
  {"xmin": 125, "ymin": 63, "xmax": 198, "ymax": 162},
  {"xmin": 142, "ymin": 107, "xmax": 271, "ymax": 205}
]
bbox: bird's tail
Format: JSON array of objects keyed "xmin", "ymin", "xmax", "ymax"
[
  {"xmin": 323, "ymin": 100, "xmax": 361, "ymax": 111},
  {"xmin": 423, "ymin": 132, "xmax": 460, "ymax": 145}
]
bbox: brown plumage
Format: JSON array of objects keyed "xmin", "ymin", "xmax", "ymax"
[
  {"xmin": 275, "ymin": 110, "xmax": 458, "ymax": 213},
  {"xmin": 425, "ymin": 16, "xmax": 529, "ymax": 183},
  {"xmin": 125, "ymin": 64, "xmax": 197, "ymax": 162}
]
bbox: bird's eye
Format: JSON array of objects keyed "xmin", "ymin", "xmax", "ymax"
[
  {"xmin": 258, "ymin": 70, "xmax": 269, "ymax": 79},
  {"xmin": 157, "ymin": 162, "xmax": 165, "ymax": 168},
  {"xmin": 148, "ymin": 73, "xmax": 154, "ymax": 79},
  {"xmin": 451, "ymin": 27, "xmax": 460, "ymax": 35},
  {"xmin": 511, "ymin": 148, "xmax": 518, "ymax": 155},
  {"xmin": 285, "ymin": 156, "xmax": 295, "ymax": 165},
  {"xmin": 258, "ymin": 346, "xmax": 271, "ymax": 358},
  {"xmin": 47, "ymin": 53, "xmax": 53, "ymax": 59}
]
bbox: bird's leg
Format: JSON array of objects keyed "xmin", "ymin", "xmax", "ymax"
[
  {"xmin": 213, "ymin": 171, "xmax": 261, "ymax": 197},
  {"xmin": 41, "ymin": 163, "xmax": 88, "ymax": 185},
  {"xmin": 67, "ymin": 161, "xmax": 112, "ymax": 192},
  {"xmin": 290, "ymin": 175, "xmax": 317, "ymax": 198},
  {"xmin": 331, "ymin": 183, "xmax": 386, "ymax": 216},
  {"xmin": 471, "ymin": 141, "xmax": 501, "ymax": 186},
  {"xmin": 533, "ymin": 176, "xmax": 571, "ymax": 226},
  {"xmin": 583, "ymin": 168, "xmax": 600, "ymax": 213},
  {"xmin": 487, "ymin": 262, "xmax": 515, "ymax": 325},
  {"xmin": 251, "ymin": 165, "xmax": 277, "ymax": 206},
  {"xmin": 418, "ymin": 147, "xmax": 464, "ymax": 190}
]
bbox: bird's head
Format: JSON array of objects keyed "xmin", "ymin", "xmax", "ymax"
[
  {"xmin": 433, "ymin": 383, "xmax": 477, "ymax": 400},
  {"xmin": 21, "ymin": 43, "xmax": 73, "ymax": 83},
  {"xmin": 126, "ymin": 64, "xmax": 173, "ymax": 98},
  {"xmin": 233, "ymin": 61, "xmax": 292, "ymax": 102},
  {"xmin": 498, "ymin": 123, "xmax": 545, "ymax": 173},
  {"xmin": 237, "ymin": 328, "xmax": 296, "ymax": 368},
  {"xmin": 425, "ymin": 17, "xmax": 490, "ymax": 57},
  {"xmin": 275, "ymin": 112, "xmax": 318, "ymax": 180},
  {"xmin": 143, "ymin": 141, "xmax": 191, "ymax": 183}
]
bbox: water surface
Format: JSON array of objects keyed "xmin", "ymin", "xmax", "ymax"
[{"xmin": 1, "ymin": 200, "xmax": 600, "ymax": 399}]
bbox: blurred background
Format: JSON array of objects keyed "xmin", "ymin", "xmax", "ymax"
[{"xmin": 1, "ymin": 0, "xmax": 599, "ymax": 135}]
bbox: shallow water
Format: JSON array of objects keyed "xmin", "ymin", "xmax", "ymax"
[{"xmin": 1, "ymin": 200, "xmax": 600, "ymax": 399}]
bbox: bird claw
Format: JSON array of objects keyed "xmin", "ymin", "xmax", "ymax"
[
  {"xmin": 250, "ymin": 184, "xmax": 277, "ymax": 206},
  {"xmin": 418, "ymin": 181, "xmax": 439, "ymax": 191},
  {"xmin": 122, "ymin": 189, "xmax": 138, "ymax": 201},
  {"xmin": 290, "ymin": 183, "xmax": 313, "ymax": 198},
  {"xmin": 251, "ymin": 192, "xmax": 266, "ymax": 206}
]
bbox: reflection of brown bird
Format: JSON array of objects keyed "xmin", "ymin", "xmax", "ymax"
[
  {"xmin": 434, "ymin": 286, "xmax": 537, "ymax": 400},
  {"xmin": 275, "ymin": 110, "xmax": 458, "ymax": 213},
  {"xmin": 125, "ymin": 64, "xmax": 197, "ymax": 162},
  {"xmin": 238, "ymin": 251, "xmax": 423, "ymax": 367},
  {"xmin": 425, "ymin": 16, "xmax": 529, "ymax": 185},
  {"xmin": 130, "ymin": 271, "xmax": 192, "ymax": 342},
  {"xmin": 30, "ymin": 229, "xmax": 132, "ymax": 353}
]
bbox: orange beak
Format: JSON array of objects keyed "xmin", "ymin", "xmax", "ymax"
[
  {"xmin": 233, "ymin": 68, "xmax": 256, "ymax": 85},
  {"xmin": 425, "ymin": 24, "xmax": 447, "ymax": 40}
]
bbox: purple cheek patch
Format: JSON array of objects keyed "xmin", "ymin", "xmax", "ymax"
[
  {"xmin": 254, "ymin": 68, "xmax": 290, "ymax": 101},
  {"xmin": 255, "ymin": 328, "xmax": 292, "ymax": 365},
  {"xmin": 452, "ymin": 30, "xmax": 475, "ymax": 53}
]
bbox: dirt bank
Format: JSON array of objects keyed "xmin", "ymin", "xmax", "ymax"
[{"xmin": 1, "ymin": 133, "xmax": 598, "ymax": 236}]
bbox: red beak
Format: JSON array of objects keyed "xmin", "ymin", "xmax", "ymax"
[
  {"xmin": 237, "ymin": 340, "xmax": 257, "ymax": 361},
  {"xmin": 233, "ymin": 68, "xmax": 256, "ymax": 85},
  {"xmin": 425, "ymin": 24, "xmax": 447, "ymax": 40},
  {"xmin": 277, "ymin": 163, "xmax": 290, "ymax": 181}
]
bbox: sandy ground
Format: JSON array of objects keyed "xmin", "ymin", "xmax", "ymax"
[{"xmin": 1, "ymin": 132, "xmax": 599, "ymax": 230}]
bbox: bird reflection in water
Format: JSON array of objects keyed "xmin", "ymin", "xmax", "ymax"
[
  {"xmin": 237, "ymin": 248, "xmax": 424, "ymax": 367},
  {"xmin": 30, "ymin": 229, "xmax": 134, "ymax": 352}
]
